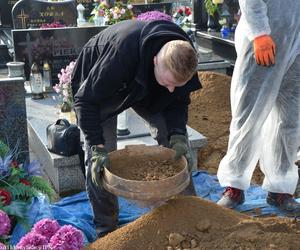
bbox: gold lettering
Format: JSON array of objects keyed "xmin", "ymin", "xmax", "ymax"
[{"xmin": 77, "ymin": 0, "xmax": 92, "ymax": 3}]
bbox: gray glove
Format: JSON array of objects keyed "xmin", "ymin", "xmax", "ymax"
[
  {"xmin": 170, "ymin": 134, "xmax": 193, "ymax": 170},
  {"xmin": 91, "ymin": 146, "xmax": 110, "ymax": 187}
]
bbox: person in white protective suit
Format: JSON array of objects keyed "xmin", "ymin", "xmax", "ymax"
[{"xmin": 217, "ymin": 0, "xmax": 300, "ymax": 213}]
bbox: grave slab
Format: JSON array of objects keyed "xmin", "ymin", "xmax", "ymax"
[{"xmin": 26, "ymin": 94, "xmax": 207, "ymax": 195}]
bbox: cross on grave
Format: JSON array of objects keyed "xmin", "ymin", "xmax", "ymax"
[
  {"xmin": 16, "ymin": 33, "xmax": 35, "ymax": 68},
  {"xmin": 16, "ymin": 9, "xmax": 29, "ymax": 29}
]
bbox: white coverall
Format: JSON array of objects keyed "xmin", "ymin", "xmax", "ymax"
[{"xmin": 217, "ymin": 0, "xmax": 300, "ymax": 194}]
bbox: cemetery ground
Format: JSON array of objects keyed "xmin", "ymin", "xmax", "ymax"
[
  {"xmin": 30, "ymin": 71, "xmax": 299, "ymax": 249},
  {"xmin": 85, "ymin": 71, "xmax": 300, "ymax": 249}
]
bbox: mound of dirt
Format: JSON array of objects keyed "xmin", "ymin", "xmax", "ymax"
[
  {"xmin": 86, "ymin": 196, "xmax": 300, "ymax": 250},
  {"xmin": 188, "ymin": 71, "xmax": 264, "ymax": 184}
]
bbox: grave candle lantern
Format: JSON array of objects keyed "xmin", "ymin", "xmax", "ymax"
[{"xmin": 30, "ymin": 62, "xmax": 44, "ymax": 99}]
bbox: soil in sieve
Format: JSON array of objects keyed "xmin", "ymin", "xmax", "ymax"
[{"xmin": 109, "ymin": 158, "xmax": 184, "ymax": 181}]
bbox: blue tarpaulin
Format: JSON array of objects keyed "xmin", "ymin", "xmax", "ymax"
[{"xmin": 10, "ymin": 171, "xmax": 299, "ymax": 245}]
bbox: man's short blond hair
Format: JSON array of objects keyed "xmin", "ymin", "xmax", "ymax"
[{"xmin": 159, "ymin": 40, "xmax": 198, "ymax": 82}]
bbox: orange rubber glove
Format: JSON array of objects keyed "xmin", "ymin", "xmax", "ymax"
[{"xmin": 253, "ymin": 35, "xmax": 276, "ymax": 66}]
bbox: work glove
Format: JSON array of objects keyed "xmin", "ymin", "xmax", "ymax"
[
  {"xmin": 253, "ymin": 35, "xmax": 276, "ymax": 67},
  {"xmin": 169, "ymin": 135, "xmax": 193, "ymax": 170},
  {"xmin": 90, "ymin": 146, "xmax": 110, "ymax": 187}
]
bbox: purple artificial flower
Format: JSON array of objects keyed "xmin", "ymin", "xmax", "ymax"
[
  {"xmin": 23, "ymin": 160, "xmax": 42, "ymax": 176},
  {"xmin": 32, "ymin": 219, "xmax": 61, "ymax": 242},
  {"xmin": 16, "ymin": 232, "xmax": 48, "ymax": 250},
  {"xmin": 0, "ymin": 210, "xmax": 11, "ymax": 236},
  {"xmin": 49, "ymin": 225, "xmax": 84, "ymax": 250},
  {"xmin": 0, "ymin": 242, "xmax": 6, "ymax": 250},
  {"xmin": 0, "ymin": 155, "xmax": 12, "ymax": 177},
  {"xmin": 137, "ymin": 10, "xmax": 172, "ymax": 22}
]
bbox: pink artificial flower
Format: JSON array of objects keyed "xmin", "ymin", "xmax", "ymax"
[
  {"xmin": 69, "ymin": 61, "xmax": 76, "ymax": 68},
  {"xmin": 53, "ymin": 84, "xmax": 61, "ymax": 93},
  {"xmin": 98, "ymin": 9, "xmax": 105, "ymax": 16},
  {"xmin": 49, "ymin": 225, "xmax": 84, "ymax": 250},
  {"xmin": 0, "ymin": 242, "xmax": 6, "ymax": 250},
  {"xmin": 32, "ymin": 219, "xmax": 60, "ymax": 242},
  {"xmin": 127, "ymin": 4, "xmax": 133, "ymax": 9},
  {"xmin": 0, "ymin": 210, "xmax": 11, "ymax": 236},
  {"xmin": 16, "ymin": 232, "xmax": 48, "ymax": 250},
  {"xmin": 113, "ymin": 13, "xmax": 119, "ymax": 19}
]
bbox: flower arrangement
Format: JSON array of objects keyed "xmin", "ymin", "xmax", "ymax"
[
  {"xmin": 204, "ymin": 0, "xmax": 220, "ymax": 16},
  {"xmin": 16, "ymin": 219, "xmax": 84, "ymax": 250},
  {"xmin": 91, "ymin": 1, "xmax": 134, "ymax": 25},
  {"xmin": 32, "ymin": 218, "xmax": 60, "ymax": 242},
  {"xmin": 90, "ymin": 0, "xmax": 109, "ymax": 23},
  {"xmin": 53, "ymin": 60, "xmax": 76, "ymax": 112},
  {"xmin": 173, "ymin": 6, "xmax": 192, "ymax": 28},
  {"xmin": 0, "ymin": 140, "xmax": 55, "ymax": 247},
  {"xmin": 137, "ymin": 10, "xmax": 172, "ymax": 22},
  {"xmin": 0, "ymin": 210, "xmax": 10, "ymax": 236},
  {"xmin": 49, "ymin": 225, "xmax": 84, "ymax": 249},
  {"xmin": 0, "ymin": 242, "xmax": 6, "ymax": 249},
  {"xmin": 40, "ymin": 22, "xmax": 66, "ymax": 29},
  {"xmin": 105, "ymin": 1, "xmax": 134, "ymax": 25}
]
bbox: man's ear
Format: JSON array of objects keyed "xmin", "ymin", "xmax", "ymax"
[{"xmin": 153, "ymin": 56, "xmax": 157, "ymax": 65}]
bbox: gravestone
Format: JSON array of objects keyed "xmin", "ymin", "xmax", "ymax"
[
  {"xmin": 0, "ymin": 77, "xmax": 29, "ymax": 163},
  {"xmin": 0, "ymin": 0, "xmax": 19, "ymax": 28},
  {"xmin": 13, "ymin": 26, "xmax": 106, "ymax": 83},
  {"xmin": 12, "ymin": 0, "xmax": 77, "ymax": 29}
]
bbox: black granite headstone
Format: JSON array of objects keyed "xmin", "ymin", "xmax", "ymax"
[
  {"xmin": 0, "ymin": 0, "xmax": 19, "ymax": 28},
  {"xmin": 13, "ymin": 26, "xmax": 106, "ymax": 83},
  {"xmin": 12, "ymin": 0, "xmax": 77, "ymax": 29}
]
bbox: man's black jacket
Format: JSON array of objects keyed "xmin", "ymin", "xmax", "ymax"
[{"xmin": 72, "ymin": 20, "xmax": 201, "ymax": 146}]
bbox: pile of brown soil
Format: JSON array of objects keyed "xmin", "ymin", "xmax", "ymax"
[
  {"xmin": 188, "ymin": 71, "xmax": 264, "ymax": 184},
  {"xmin": 86, "ymin": 196, "xmax": 300, "ymax": 250}
]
